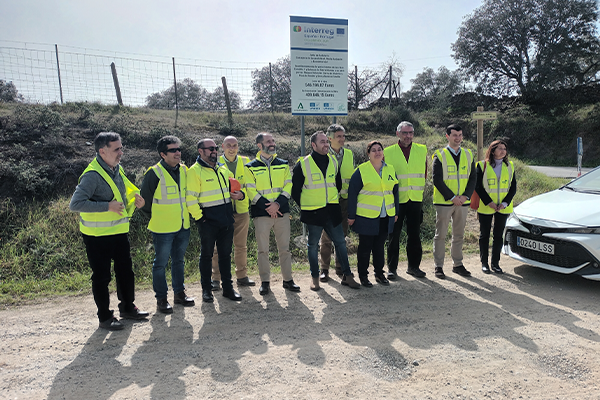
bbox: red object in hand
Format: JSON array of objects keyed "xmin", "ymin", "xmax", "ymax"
[{"xmin": 229, "ymin": 177, "xmax": 241, "ymax": 193}]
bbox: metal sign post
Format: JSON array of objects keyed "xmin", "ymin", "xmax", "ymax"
[{"xmin": 577, "ymin": 137, "xmax": 583, "ymax": 177}]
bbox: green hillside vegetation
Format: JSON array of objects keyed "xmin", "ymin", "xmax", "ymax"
[{"xmin": 0, "ymin": 102, "xmax": 588, "ymax": 304}]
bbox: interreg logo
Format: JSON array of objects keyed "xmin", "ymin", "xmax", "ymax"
[
  {"xmin": 304, "ymin": 27, "xmax": 335, "ymax": 36},
  {"xmin": 293, "ymin": 26, "xmax": 302, "ymax": 32}
]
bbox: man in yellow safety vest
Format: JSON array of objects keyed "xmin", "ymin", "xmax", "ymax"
[
  {"xmin": 140, "ymin": 135, "xmax": 195, "ymax": 314},
  {"xmin": 69, "ymin": 132, "xmax": 149, "ymax": 331},
  {"xmin": 432, "ymin": 124, "xmax": 476, "ymax": 279}
]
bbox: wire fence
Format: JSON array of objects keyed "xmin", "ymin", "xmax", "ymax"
[{"xmin": 0, "ymin": 42, "xmax": 262, "ymax": 108}]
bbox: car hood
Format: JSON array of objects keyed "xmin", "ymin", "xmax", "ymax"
[{"xmin": 514, "ymin": 189, "xmax": 600, "ymax": 228}]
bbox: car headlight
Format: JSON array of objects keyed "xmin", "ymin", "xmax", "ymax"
[{"xmin": 565, "ymin": 228, "xmax": 600, "ymax": 234}]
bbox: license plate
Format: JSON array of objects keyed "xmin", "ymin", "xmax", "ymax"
[{"xmin": 517, "ymin": 236, "xmax": 555, "ymax": 255}]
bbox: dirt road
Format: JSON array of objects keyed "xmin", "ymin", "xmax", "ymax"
[{"xmin": 2, "ymin": 254, "xmax": 600, "ymax": 399}]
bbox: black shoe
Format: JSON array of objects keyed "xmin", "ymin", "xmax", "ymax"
[
  {"xmin": 335, "ymin": 268, "xmax": 343, "ymax": 278},
  {"xmin": 259, "ymin": 281, "xmax": 270, "ymax": 296},
  {"xmin": 406, "ymin": 267, "xmax": 426, "ymax": 278},
  {"xmin": 491, "ymin": 264, "xmax": 503, "ymax": 274},
  {"xmin": 211, "ymin": 280, "xmax": 221, "ymax": 291},
  {"xmin": 319, "ymin": 269, "xmax": 329, "ymax": 282},
  {"xmin": 223, "ymin": 289, "xmax": 242, "ymax": 301},
  {"xmin": 482, "ymin": 264, "xmax": 491, "ymax": 274},
  {"xmin": 157, "ymin": 298, "xmax": 173, "ymax": 314},
  {"xmin": 202, "ymin": 289, "xmax": 214, "ymax": 303},
  {"xmin": 387, "ymin": 269, "xmax": 397, "ymax": 281},
  {"xmin": 435, "ymin": 267, "xmax": 446, "ymax": 279},
  {"xmin": 99, "ymin": 317, "xmax": 124, "ymax": 331},
  {"xmin": 174, "ymin": 291, "xmax": 195, "ymax": 307},
  {"xmin": 375, "ymin": 274, "xmax": 390, "ymax": 285},
  {"xmin": 360, "ymin": 277, "xmax": 373, "ymax": 287},
  {"xmin": 452, "ymin": 265, "xmax": 472, "ymax": 277},
  {"xmin": 120, "ymin": 306, "xmax": 150, "ymax": 320},
  {"xmin": 283, "ymin": 280, "xmax": 300, "ymax": 292},
  {"xmin": 237, "ymin": 277, "xmax": 256, "ymax": 286}
]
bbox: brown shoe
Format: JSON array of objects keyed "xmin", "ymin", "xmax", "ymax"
[
  {"xmin": 310, "ymin": 277, "xmax": 320, "ymax": 291},
  {"xmin": 319, "ymin": 269, "xmax": 329, "ymax": 282},
  {"xmin": 341, "ymin": 274, "xmax": 360, "ymax": 289}
]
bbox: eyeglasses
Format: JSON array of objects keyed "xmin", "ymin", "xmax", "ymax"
[
  {"xmin": 165, "ymin": 148, "xmax": 182, "ymax": 153},
  {"xmin": 201, "ymin": 146, "xmax": 218, "ymax": 152}
]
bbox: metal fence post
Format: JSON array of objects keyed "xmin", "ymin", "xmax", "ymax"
[
  {"xmin": 172, "ymin": 57, "xmax": 179, "ymax": 126},
  {"xmin": 110, "ymin": 62, "xmax": 123, "ymax": 106},
  {"xmin": 55, "ymin": 44, "xmax": 64, "ymax": 104}
]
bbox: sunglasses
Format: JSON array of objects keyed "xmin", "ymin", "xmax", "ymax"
[
  {"xmin": 165, "ymin": 148, "xmax": 182, "ymax": 153},
  {"xmin": 201, "ymin": 146, "xmax": 218, "ymax": 152}
]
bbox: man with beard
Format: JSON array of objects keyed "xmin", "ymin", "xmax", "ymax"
[
  {"xmin": 244, "ymin": 133, "xmax": 299, "ymax": 295},
  {"xmin": 187, "ymin": 138, "xmax": 244, "ymax": 303}
]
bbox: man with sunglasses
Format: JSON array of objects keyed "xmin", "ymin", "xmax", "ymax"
[
  {"xmin": 69, "ymin": 132, "xmax": 149, "ymax": 331},
  {"xmin": 140, "ymin": 135, "xmax": 195, "ymax": 314},
  {"xmin": 187, "ymin": 138, "xmax": 244, "ymax": 303}
]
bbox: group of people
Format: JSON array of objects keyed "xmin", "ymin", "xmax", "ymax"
[{"xmin": 69, "ymin": 121, "xmax": 516, "ymax": 331}]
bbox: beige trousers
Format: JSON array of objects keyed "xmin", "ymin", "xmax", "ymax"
[
  {"xmin": 433, "ymin": 205, "xmax": 469, "ymax": 268},
  {"xmin": 212, "ymin": 212, "xmax": 250, "ymax": 280},
  {"xmin": 253, "ymin": 214, "xmax": 293, "ymax": 282}
]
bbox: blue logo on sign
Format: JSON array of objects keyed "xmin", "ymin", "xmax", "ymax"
[
  {"xmin": 337, "ymin": 28, "xmax": 345, "ymax": 35},
  {"xmin": 310, "ymin": 102, "xmax": 316, "ymax": 107}
]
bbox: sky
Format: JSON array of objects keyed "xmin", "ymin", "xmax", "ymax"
[{"xmin": 2, "ymin": 0, "xmax": 485, "ymax": 94}]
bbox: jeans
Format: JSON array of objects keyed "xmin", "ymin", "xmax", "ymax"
[
  {"xmin": 82, "ymin": 233, "xmax": 135, "ymax": 322},
  {"xmin": 197, "ymin": 221, "xmax": 233, "ymax": 291},
  {"xmin": 387, "ymin": 200, "xmax": 423, "ymax": 271},
  {"xmin": 307, "ymin": 220, "xmax": 352, "ymax": 278},
  {"xmin": 152, "ymin": 228, "xmax": 191, "ymax": 299},
  {"xmin": 357, "ymin": 218, "xmax": 389, "ymax": 278},
  {"xmin": 320, "ymin": 198, "xmax": 349, "ymax": 271}
]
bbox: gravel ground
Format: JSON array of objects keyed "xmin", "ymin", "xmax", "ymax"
[{"xmin": 2, "ymin": 254, "xmax": 600, "ymax": 399}]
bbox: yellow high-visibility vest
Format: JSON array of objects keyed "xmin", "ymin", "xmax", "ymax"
[
  {"xmin": 337, "ymin": 148, "xmax": 355, "ymax": 199},
  {"xmin": 432, "ymin": 147, "xmax": 473, "ymax": 205},
  {"xmin": 219, "ymin": 155, "xmax": 250, "ymax": 214},
  {"xmin": 477, "ymin": 160, "xmax": 514, "ymax": 215},
  {"xmin": 356, "ymin": 161, "xmax": 398, "ymax": 218},
  {"xmin": 186, "ymin": 161, "xmax": 232, "ymax": 221},
  {"xmin": 244, "ymin": 151, "xmax": 292, "ymax": 205},
  {"xmin": 383, "ymin": 142, "xmax": 426, "ymax": 203},
  {"xmin": 78, "ymin": 158, "xmax": 139, "ymax": 236},
  {"xmin": 299, "ymin": 154, "xmax": 339, "ymax": 210},
  {"xmin": 147, "ymin": 163, "xmax": 190, "ymax": 233}
]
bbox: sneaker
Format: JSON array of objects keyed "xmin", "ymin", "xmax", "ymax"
[
  {"xmin": 99, "ymin": 317, "xmax": 124, "ymax": 331},
  {"xmin": 434, "ymin": 267, "xmax": 445, "ymax": 279},
  {"xmin": 452, "ymin": 265, "xmax": 472, "ymax": 277},
  {"xmin": 157, "ymin": 298, "xmax": 173, "ymax": 314},
  {"xmin": 319, "ymin": 270, "xmax": 329, "ymax": 282}
]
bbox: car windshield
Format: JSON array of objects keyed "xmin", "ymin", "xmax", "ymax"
[{"xmin": 565, "ymin": 167, "xmax": 600, "ymax": 193}]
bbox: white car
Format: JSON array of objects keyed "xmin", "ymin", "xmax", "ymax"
[{"xmin": 503, "ymin": 166, "xmax": 600, "ymax": 280}]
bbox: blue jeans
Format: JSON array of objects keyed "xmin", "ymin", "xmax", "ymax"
[
  {"xmin": 307, "ymin": 221, "xmax": 352, "ymax": 278},
  {"xmin": 152, "ymin": 228, "xmax": 191, "ymax": 299}
]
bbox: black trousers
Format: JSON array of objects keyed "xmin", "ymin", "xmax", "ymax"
[
  {"xmin": 387, "ymin": 200, "xmax": 423, "ymax": 271},
  {"xmin": 478, "ymin": 212, "xmax": 509, "ymax": 266},
  {"xmin": 197, "ymin": 221, "xmax": 234, "ymax": 291},
  {"xmin": 357, "ymin": 218, "xmax": 389, "ymax": 277},
  {"xmin": 82, "ymin": 233, "xmax": 135, "ymax": 322}
]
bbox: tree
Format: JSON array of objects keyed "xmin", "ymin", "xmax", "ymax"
[
  {"xmin": 249, "ymin": 55, "xmax": 291, "ymax": 112},
  {"xmin": 348, "ymin": 58, "xmax": 404, "ymax": 109},
  {"xmin": 205, "ymin": 87, "xmax": 241, "ymax": 111},
  {"xmin": 452, "ymin": 0, "xmax": 600, "ymax": 99},
  {"xmin": 403, "ymin": 66, "xmax": 468, "ymax": 109},
  {"xmin": 146, "ymin": 78, "xmax": 241, "ymax": 111},
  {"xmin": 0, "ymin": 80, "xmax": 24, "ymax": 103}
]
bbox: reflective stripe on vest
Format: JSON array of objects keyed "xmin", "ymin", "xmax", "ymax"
[
  {"xmin": 383, "ymin": 143, "xmax": 426, "ymax": 203},
  {"xmin": 338, "ymin": 148, "xmax": 355, "ymax": 199},
  {"xmin": 186, "ymin": 162, "xmax": 231, "ymax": 210},
  {"xmin": 356, "ymin": 162, "xmax": 398, "ymax": 218},
  {"xmin": 432, "ymin": 148, "xmax": 473, "ymax": 205},
  {"xmin": 478, "ymin": 160, "xmax": 514, "ymax": 215},
  {"xmin": 78, "ymin": 158, "xmax": 138, "ymax": 236},
  {"xmin": 147, "ymin": 163, "xmax": 190, "ymax": 233},
  {"xmin": 245, "ymin": 151, "xmax": 292, "ymax": 205},
  {"xmin": 299, "ymin": 154, "xmax": 339, "ymax": 211}
]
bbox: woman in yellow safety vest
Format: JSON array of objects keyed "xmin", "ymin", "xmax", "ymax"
[
  {"xmin": 347, "ymin": 141, "xmax": 399, "ymax": 287},
  {"xmin": 474, "ymin": 140, "xmax": 517, "ymax": 274}
]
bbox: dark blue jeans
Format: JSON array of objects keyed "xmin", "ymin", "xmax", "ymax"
[
  {"xmin": 197, "ymin": 221, "xmax": 233, "ymax": 291},
  {"xmin": 152, "ymin": 228, "xmax": 190, "ymax": 299},
  {"xmin": 307, "ymin": 220, "xmax": 353, "ymax": 278}
]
